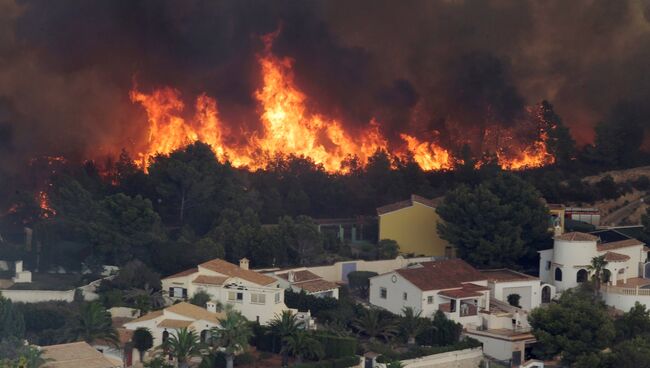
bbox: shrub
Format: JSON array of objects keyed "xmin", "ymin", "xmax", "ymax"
[
  {"xmin": 189, "ymin": 290, "xmax": 212, "ymax": 307},
  {"xmin": 284, "ymin": 289, "xmax": 339, "ymax": 316},
  {"xmin": 312, "ymin": 333, "xmax": 357, "ymax": 359},
  {"xmin": 507, "ymin": 294, "xmax": 521, "ymax": 308},
  {"xmin": 347, "ymin": 271, "xmax": 377, "ymax": 297},
  {"xmin": 375, "ymin": 338, "xmax": 481, "ymax": 362}
]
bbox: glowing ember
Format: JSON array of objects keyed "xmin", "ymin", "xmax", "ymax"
[{"xmin": 37, "ymin": 191, "xmax": 56, "ymax": 219}]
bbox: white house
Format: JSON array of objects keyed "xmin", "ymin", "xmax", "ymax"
[
  {"xmin": 161, "ymin": 258, "xmax": 291, "ymax": 324},
  {"xmin": 480, "ymin": 269, "xmax": 543, "ymax": 311},
  {"xmin": 123, "ymin": 302, "xmax": 224, "ymax": 348},
  {"xmin": 369, "ymin": 258, "xmax": 490, "ymax": 327},
  {"xmin": 271, "ymin": 269, "xmax": 340, "ymax": 299},
  {"xmin": 539, "ymin": 230, "xmax": 650, "ymax": 311}
]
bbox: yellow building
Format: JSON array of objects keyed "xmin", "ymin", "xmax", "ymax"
[{"xmin": 377, "ymin": 194, "xmax": 452, "ymax": 257}]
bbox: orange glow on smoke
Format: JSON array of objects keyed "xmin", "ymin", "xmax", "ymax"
[{"xmin": 129, "ymin": 31, "xmax": 554, "ymax": 173}]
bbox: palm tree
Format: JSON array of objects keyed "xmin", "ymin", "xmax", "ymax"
[
  {"xmin": 352, "ymin": 308, "xmax": 398, "ymax": 342},
  {"xmin": 211, "ymin": 309, "xmax": 253, "ymax": 368},
  {"xmin": 133, "ymin": 327, "xmax": 154, "ymax": 362},
  {"xmin": 282, "ymin": 331, "xmax": 324, "ymax": 365},
  {"xmin": 399, "ymin": 307, "xmax": 425, "ymax": 345},
  {"xmin": 268, "ymin": 311, "xmax": 304, "ymax": 367},
  {"xmin": 161, "ymin": 327, "xmax": 205, "ymax": 368},
  {"xmin": 587, "ymin": 255, "xmax": 609, "ymax": 293},
  {"xmin": 68, "ymin": 302, "xmax": 118, "ymax": 345}
]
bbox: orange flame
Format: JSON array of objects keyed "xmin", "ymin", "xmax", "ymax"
[
  {"xmin": 129, "ymin": 31, "xmax": 553, "ymax": 173},
  {"xmin": 37, "ymin": 191, "xmax": 56, "ymax": 219}
]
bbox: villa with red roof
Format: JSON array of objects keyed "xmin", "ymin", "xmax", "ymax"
[{"xmin": 161, "ymin": 258, "xmax": 292, "ymax": 324}]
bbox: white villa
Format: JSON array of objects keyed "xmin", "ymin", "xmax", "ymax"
[
  {"xmin": 123, "ymin": 302, "xmax": 224, "ymax": 348},
  {"xmin": 161, "ymin": 258, "xmax": 291, "ymax": 324},
  {"xmin": 369, "ymin": 258, "xmax": 541, "ymax": 363},
  {"xmin": 539, "ymin": 230, "xmax": 650, "ymax": 311}
]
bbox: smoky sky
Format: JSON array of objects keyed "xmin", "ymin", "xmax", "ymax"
[{"xmin": 1, "ymin": 0, "xmax": 650, "ymax": 171}]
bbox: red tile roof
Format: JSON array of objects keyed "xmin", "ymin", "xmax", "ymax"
[
  {"xmin": 395, "ymin": 259, "xmax": 486, "ymax": 291},
  {"xmin": 555, "ymin": 232, "xmax": 599, "ymax": 242},
  {"xmin": 439, "ymin": 288, "xmax": 483, "ymax": 299},
  {"xmin": 376, "ymin": 194, "xmax": 437, "ymax": 215},
  {"xmin": 200, "ymin": 259, "xmax": 277, "ymax": 286},
  {"xmin": 277, "ymin": 270, "xmax": 321, "ymax": 283},
  {"xmin": 293, "ymin": 279, "xmax": 339, "ymax": 293},
  {"xmin": 163, "ymin": 268, "xmax": 198, "ymax": 280},
  {"xmin": 603, "ymin": 251, "xmax": 631, "ymax": 262},
  {"xmin": 193, "ymin": 275, "xmax": 229, "ymax": 285},
  {"xmin": 597, "ymin": 238, "xmax": 643, "ymax": 252}
]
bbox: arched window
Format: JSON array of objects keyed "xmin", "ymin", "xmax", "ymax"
[
  {"xmin": 162, "ymin": 330, "xmax": 169, "ymax": 343},
  {"xmin": 576, "ymin": 269, "xmax": 588, "ymax": 283},
  {"xmin": 200, "ymin": 330, "xmax": 210, "ymax": 344},
  {"xmin": 554, "ymin": 267, "xmax": 563, "ymax": 281}
]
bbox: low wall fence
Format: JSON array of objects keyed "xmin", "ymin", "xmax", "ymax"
[{"xmin": 603, "ymin": 285, "xmax": 650, "ymax": 296}]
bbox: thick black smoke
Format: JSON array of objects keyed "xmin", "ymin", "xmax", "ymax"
[{"xmin": 1, "ymin": 0, "xmax": 650, "ymax": 172}]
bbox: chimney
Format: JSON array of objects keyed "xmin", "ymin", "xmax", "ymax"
[
  {"xmin": 206, "ymin": 301, "xmax": 216, "ymax": 313},
  {"xmin": 15, "ymin": 260, "xmax": 23, "ymax": 273},
  {"xmin": 288, "ymin": 270, "xmax": 295, "ymax": 283},
  {"xmin": 239, "ymin": 258, "xmax": 249, "ymax": 270}
]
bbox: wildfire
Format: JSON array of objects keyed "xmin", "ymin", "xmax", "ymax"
[
  {"xmin": 37, "ymin": 191, "xmax": 56, "ymax": 219},
  {"xmin": 129, "ymin": 31, "xmax": 554, "ymax": 173}
]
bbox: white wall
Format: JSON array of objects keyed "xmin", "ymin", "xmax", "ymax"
[
  {"xmin": 466, "ymin": 333, "xmax": 520, "ymax": 361},
  {"xmin": 0, "ymin": 289, "xmax": 75, "ymax": 303},
  {"xmin": 602, "ymin": 290, "xmax": 650, "ymax": 312},
  {"xmin": 399, "ymin": 347, "xmax": 483, "ymax": 368},
  {"xmin": 307, "ymin": 256, "xmax": 434, "ymax": 283},
  {"xmin": 538, "ymin": 249, "xmax": 553, "ymax": 284},
  {"xmin": 491, "ymin": 280, "xmax": 541, "ymax": 311},
  {"xmin": 369, "ymin": 272, "xmax": 423, "ymax": 315}
]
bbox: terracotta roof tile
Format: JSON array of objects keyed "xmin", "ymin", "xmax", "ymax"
[
  {"xmin": 157, "ymin": 319, "xmax": 193, "ymax": 329},
  {"xmin": 597, "ymin": 238, "xmax": 644, "ymax": 251},
  {"xmin": 395, "ymin": 259, "xmax": 486, "ymax": 291},
  {"xmin": 127, "ymin": 310, "xmax": 163, "ymax": 324},
  {"xmin": 480, "ymin": 269, "xmax": 539, "ymax": 282},
  {"xmin": 166, "ymin": 302, "xmax": 225, "ymax": 322},
  {"xmin": 163, "ymin": 268, "xmax": 198, "ymax": 280},
  {"xmin": 377, "ymin": 194, "xmax": 437, "ymax": 215},
  {"xmin": 193, "ymin": 275, "xmax": 229, "ymax": 286},
  {"xmin": 603, "ymin": 251, "xmax": 631, "ymax": 262},
  {"xmin": 277, "ymin": 270, "xmax": 321, "ymax": 283},
  {"xmin": 293, "ymin": 279, "xmax": 339, "ymax": 293},
  {"xmin": 42, "ymin": 342, "xmax": 119, "ymax": 368},
  {"xmin": 199, "ymin": 259, "xmax": 277, "ymax": 286},
  {"xmin": 555, "ymin": 232, "xmax": 599, "ymax": 242},
  {"xmin": 439, "ymin": 288, "xmax": 482, "ymax": 299}
]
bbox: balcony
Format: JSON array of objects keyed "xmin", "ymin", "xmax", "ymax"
[{"xmin": 460, "ymin": 302, "xmax": 477, "ymax": 317}]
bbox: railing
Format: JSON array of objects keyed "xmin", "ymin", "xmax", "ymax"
[{"xmin": 603, "ymin": 285, "xmax": 650, "ymax": 296}]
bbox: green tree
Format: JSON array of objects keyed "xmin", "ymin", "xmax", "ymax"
[
  {"xmin": 608, "ymin": 337, "xmax": 650, "ymax": 368},
  {"xmin": 282, "ymin": 331, "xmax": 324, "ymax": 365},
  {"xmin": 352, "ymin": 309, "xmax": 398, "ymax": 342},
  {"xmin": 161, "ymin": 327, "xmax": 205, "ymax": 368},
  {"xmin": 268, "ymin": 311, "xmax": 304, "ymax": 367},
  {"xmin": 0, "ymin": 294, "xmax": 25, "ymax": 340},
  {"xmin": 529, "ymin": 289, "xmax": 614, "ymax": 364},
  {"xmin": 67, "ymin": 302, "xmax": 118, "ymax": 345},
  {"xmin": 587, "ymin": 255, "xmax": 609, "ymax": 294},
  {"xmin": 347, "ymin": 271, "xmax": 378, "ymax": 298},
  {"xmin": 614, "ymin": 303, "xmax": 650, "ymax": 342},
  {"xmin": 210, "ymin": 309, "xmax": 252, "ymax": 368},
  {"xmin": 437, "ymin": 172, "xmax": 550, "ymax": 267},
  {"xmin": 376, "ymin": 239, "xmax": 399, "ymax": 259},
  {"xmin": 189, "ymin": 290, "xmax": 212, "ymax": 308},
  {"xmin": 416, "ymin": 310, "xmax": 462, "ymax": 346},
  {"xmin": 20, "ymin": 345, "xmax": 49, "ymax": 368},
  {"xmin": 133, "ymin": 328, "xmax": 154, "ymax": 362},
  {"xmin": 536, "ymin": 100, "xmax": 575, "ymax": 166},
  {"xmin": 507, "ymin": 294, "xmax": 521, "ymax": 308},
  {"xmin": 279, "ymin": 216, "xmax": 324, "ymax": 266},
  {"xmin": 399, "ymin": 307, "xmax": 426, "ymax": 345}
]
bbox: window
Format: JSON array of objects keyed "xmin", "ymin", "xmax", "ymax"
[
  {"xmin": 251, "ymin": 293, "xmax": 266, "ymax": 304},
  {"xmin": 554, "ymin": 267, "xmax": 563, "ymax": 281},
  {"xmin": 162, "ymin": 330, "xmax": 169, "ymax": 343},
  {"xmin": 450, "ymin": 299, "xmax": 457, "ymax": 313},
  {"xmin": 380, "ymin": 287, "xmax": 387, "ymax": 299},
  {"xmin": 576, "ymin": 269, "xmax": 588, "ymax": 283},
  {"xmin": 169, "ymin": 287, "xmax": 174, "ymax": 297},
  {"xmin": 403, "ymin": 292, "xmax": 408, "ymax": 301},
  {"xmin": 545, "ymin": 261, "xmax": 551, "ymax": 271},
  {"xmin": 427, "ymin": 296, "xmax": 434, "ymax": 304},
  {"xmin": 275, "ymin": 292, "xmax": 281, "ymax": 304},
  {"xmin": 228, "ymin": 292, "xmax": 243, "ymax": 302}
]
